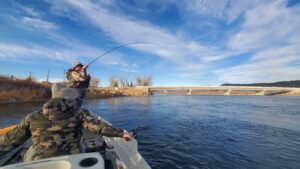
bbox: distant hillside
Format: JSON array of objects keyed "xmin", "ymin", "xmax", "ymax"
[{"xmin": 221, "ymin": 80, "xmax": 300, "ymax": 88}]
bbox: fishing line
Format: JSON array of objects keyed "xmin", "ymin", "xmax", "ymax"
[{"xmin": 87, "ymin": 42, "xmax": 166, "ymax": 67}]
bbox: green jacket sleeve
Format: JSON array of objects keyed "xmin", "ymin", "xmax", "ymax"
[
  {"xmin": 78, "ymin": 109, "xmax": 124, "ymax": 137},
  {"xmin": 0, "ymin": 116, "xmax": 31, "ymax": 155}
]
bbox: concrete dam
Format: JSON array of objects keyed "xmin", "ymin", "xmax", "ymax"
[{"xmin": 136, "ymin": 86, "xmax": 300, "ymax": 96}]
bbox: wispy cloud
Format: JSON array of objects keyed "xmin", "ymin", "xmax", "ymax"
[
  {"xmin": 0, "ymin": 40, "xmax": 137, "ymax": 74},
  {"xmin": 184, "ymin": 0, "xmax": 228, "ymax": 19},
  {"xmin": 49, "ymin": 0, "xmax": 223, "ymax": 68},
  {"xmin": 228, "ymin": 0, "xmax": 300, "ymax": 51},
  {"xmin": 216, "ymin": 0, "xmax": 300, "ymax": 83},
  {"xmin": 21, "ymin": 17, "xmax": 58, "ymax": 30},
  {"xmin": 215, "ymin": 61, "xmax": 300, "ymax": 84},
  {"xmin": 0, "ymin": 42, "xmax": 75, "ymax": 62},
  {"xmin": 19, "ymin": 6, "xmax": 41, "ymax": 17},
  {"xmin": 177, "ymin": 73, "xmax": 192, "ymax": 78},
  {"xmin": 2, "ymin": 5, "xmax": 132, "ymax": 69},
  {"xmin": 1, "ymin": 0, "xmax": 299, "ymax": 85},
  {"xmin": 182, "ymin": 0, "xmax": 266, "ymax": 23}
]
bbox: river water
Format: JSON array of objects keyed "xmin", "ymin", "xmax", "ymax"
[{"xmin": 1, "ymin": 95, "xmax": 300, "ymax": 169}]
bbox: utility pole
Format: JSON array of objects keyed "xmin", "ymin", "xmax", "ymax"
[
  {"xmin": 28, "ymin": 71, "xmax": 32, "ymax": 81},
  {"xmin": 46, "ymin": 69, "xmax": 49, "ymax": 83},
  {"xmin": 63, "ymin": 69, "xmax": 66, "ymax": 82}
]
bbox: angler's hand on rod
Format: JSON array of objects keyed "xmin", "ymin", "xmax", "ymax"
[
  {"xmin": 82, "ymin": 65, "xmax": 88, "ymax": 70},
  {"xmin": 122, "ymin": 132, "xmax": 133, "ymax": 141}
]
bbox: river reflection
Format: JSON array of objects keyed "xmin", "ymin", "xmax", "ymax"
[{"xmin": 0, "ymin": 101, "xmax": 44, "ymax": 127}]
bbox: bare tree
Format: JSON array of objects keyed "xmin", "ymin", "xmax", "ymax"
[
  {"xmin": 129, "ymin": 80, "xmax": 134, "ymax": 87},
  {"xmin": 109, "ymin": 76, "xmax": 118, "ymax": 87},
  {"xmin": 135, "ymin": 76, "xmax": 153, "ymax": 86},
  {"xmin": 25, "ymin": 75, "xmax": 37, "ymax": 82},
  {"xmin": 90, "ymin": 77, "xmax": 100, "ymax": 88},
  {"xmin": 117, "ymin": 76, "xmax": 129, "ymax": 88}
]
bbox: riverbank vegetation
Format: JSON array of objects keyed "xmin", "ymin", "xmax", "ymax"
[
  {"xmin": 0, "ymin": 75, "xmax": 51, "ymax": 103},
  {"xmin": 87, "ymin": 87, "xmax": 149, "ymax": 99},
  {"xmin": 2, "ymin": 74, "xmax": 300, "ymax": 104},
  {"xmin": 0, "ymin": 75, "xmax": 151, "ymax": 104}
]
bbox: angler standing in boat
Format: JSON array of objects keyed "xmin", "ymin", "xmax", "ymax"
[
  {"xmin": 66, "ymin": 62, "xmax": 91, "ymax": 89},
  {"xmin": 66, "ymin": 62, "xmax": 91, "ymax": 101},
  {"xmin": 0, "ymin": 89, "xmax": 132, "ymax": 162}
]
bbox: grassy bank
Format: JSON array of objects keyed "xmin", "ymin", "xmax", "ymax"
[
  {"xmin": 4, "ymin": 75, "xmax": 298, "ymax": 104},
  {"xmin": 0, "ymin": 76, "xmax": 51, "ymax": 103},
  {"xmin": 87, "ymin": 87, "xmax": 149, "ymax": 99},
  {"xmin": 0, "ymin": 76, "xmax": 150, "ymax": 104}
]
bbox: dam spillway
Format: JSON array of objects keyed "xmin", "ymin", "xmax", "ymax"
[{"xmin": 141, "ymin": 86, "xmax": 300, "ymax": 96}]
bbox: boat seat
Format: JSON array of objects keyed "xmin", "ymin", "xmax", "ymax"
[
  {"xmin": 1, "ymin": 152, "xmax": 105, "ymax": 169},
  {"xmin": 82, "ymin": 131, "xmax": 106, "ymax": 155}
]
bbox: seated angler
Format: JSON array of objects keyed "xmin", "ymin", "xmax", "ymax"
[{"xmin": 0, "ymin": 89, "xmax": 132, "ymax": 162}]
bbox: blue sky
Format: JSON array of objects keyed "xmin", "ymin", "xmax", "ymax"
[{"xmin": 0, "ymin": 0, "xmax": 300, "ymax": 86}]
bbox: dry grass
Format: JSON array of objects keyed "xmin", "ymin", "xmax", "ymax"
[
  {"xmin": 87, "ymin": 87, "xmax": 149, "ymax": 99},
  {"xmin": 0, "ymin": 75, "xmax": 149, "ymax": 103},
  {"xmin": 0, "ymin": 76, "xmax": 51, "ymax": 103},
  {"xmin": 278, "ymin": 89, "xmax": 300, "ymax": 96}
]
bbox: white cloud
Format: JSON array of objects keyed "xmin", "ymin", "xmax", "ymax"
[
  {"xmin": 182, "ymin": 0, "xmax": 266, "ymax": 23},
  {"xmin": 177, "ymin": 73, "xmax": 192, "ymax": 78},
  {"xmin": 21, "ymin": 17, "xmax": 58, "ymax": 30},
  {"xmin": 216, "ymin": 65, "xmax": 300, "ymax": 84},
  {"xmin": 216, "ymin": 44, "xmax": 300, "ymax": 83},
  {"xmin": 215, "ymin": 0, "xmax": 300, "ymax": 83},
  {"xmin": 3, "ymin": 0, "xmax": 300, "ymax": 85},
  {"xmin": 184, "ymin": 0, "xmax": 228, "ymax": 19},
  {"xmin": 0, "ymin": 42, "xmax": 108, "ymax": 63},
  {"xmin": 19, "ymin": 6, "xmax": 41, "ymax": 17},
  {"xmin": 49, "ymin": 0, "xmax": 223, "ymax": 69},
  {"xmin": 46, "ymin": 0, "xmax": 300, "ymax": 84},
  {"xmin": 251, "ymin": 45, "xmax": 300, "ymax": 61},
  {"xmin": 7, "ymin": 11, "xmax": 131, "ymax": 68},
  {"xmin": 0, "ymin": 41, "xmax": 136, "ymax": 71},
  {"xmin": 228, "ymin": 0, "xmax": 300, "ymax": 51}
]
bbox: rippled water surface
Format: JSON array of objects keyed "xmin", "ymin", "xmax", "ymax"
[{"xmin": 1, "ymin": 95, "xmax": 300, "ymax": 169}]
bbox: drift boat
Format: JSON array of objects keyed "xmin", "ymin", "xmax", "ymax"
[{"xmin": 0, "ymin": 111, "xmax": 151, "ymax": 169}]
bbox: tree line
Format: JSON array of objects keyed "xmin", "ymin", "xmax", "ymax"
[
  {"xmin": 1, "ymin": 74, "xmax": 153, "ymax": 88},
  {"xmin": 90, "ymin": 75, "xmax": 153, "ymax": 88}
]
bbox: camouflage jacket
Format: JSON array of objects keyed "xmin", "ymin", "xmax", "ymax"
[
  {"xmin": 0, "ymin": 98, "xmax": 124, "ymax": 161},
  {"xmin": 66, "ymin": 69, "xmax": 91, "ymax": 88}
]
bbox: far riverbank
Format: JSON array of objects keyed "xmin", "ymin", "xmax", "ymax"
[
  {"xmin": 1, "ymin": 75, "xmax": 300, "ymax": 104},
  {"xmin": 149, "ymin": 86, "xmax": 300, "ymax": 96},
  {"xmin": 0, "ymin": 86, "xmax": 150, "ymax": 104}
]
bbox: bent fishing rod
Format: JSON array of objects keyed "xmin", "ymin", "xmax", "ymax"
[{"xmin": 87, "ymin": 42, "xmax": 165, "ymax": 67}]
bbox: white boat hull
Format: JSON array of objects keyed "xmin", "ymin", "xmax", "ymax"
[{"xmin": 0, "ymin": 112, "xmax": 151, "ymax": 169}]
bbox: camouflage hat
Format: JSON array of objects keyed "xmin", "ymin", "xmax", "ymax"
[
  {"xmin": 42, "ymin": 98, "xmax": 75, "ymax": 120},
  {"xmin": 72, "ymin": 62, "xmax": 83, "ymax": 69}
]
